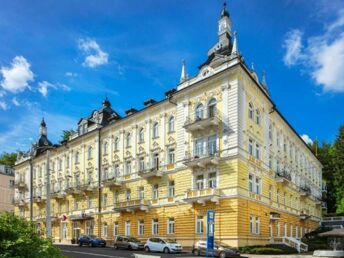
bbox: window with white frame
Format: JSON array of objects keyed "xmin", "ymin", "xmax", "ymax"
[
  {"xmin": 195, "ymin": 139, "xmax": 204, "ymax": 156},
  {"xmin": 152, "ymin": 122, "xmax": 159, "ymax": 138},
  {"xmin": 269, "ymin": 185, "xmax": 273, "ymax": 200},
  {"xmin": 114, "ymin": 137, "xmax": 119, "ymax": 151},
  {"xmin": 249, "ymin": 139, "xmax": 254, "ymax": 155},
  {"xmin": 249, "ymin": 216, "xmax": 254, "ymax": 234},
  {"xmin": 255, "ymin": 217, "xmax": 260, "ymax": 234},
  {"xmin": 249, "ymin": 102, "xmax": 254, "ymax": 120},
  {"xmin": 113, "ymin": 222, "xmax": 119, "ymax": 236},
  {"xmin": 87, "ymin": 197, "xmax": 92, "ymax": 209},
  {"xmin": 208, "ymin": 98, "xmax": 217, "ymax": 118},
  {"xmin": 277, "ymin": 189, "xmax": 280, "ymax": 204},
  {"xmin": 248, "ymin": 173, "xmax": 261, "ymax": 194},
  {"xmin": 153, "ymin": 153, "xmax": 159, "ymax": 169},
  {"xmin": 139, "ymin": 128, "xmax": 145, "ymax": 143},
  {"xmin": 196, "ymin": 216, "xmax": 204, "ymax": 234},
  {"xmin": 125, "ymin": 221, "xmax": 130, "ymax": 236},
  {"xmin": 138, "ymin": 220, "xmax": 144, "ymax": 236},
  {"xmin": 256, "ymin": 109, "xmax": 260, "ymax": 125},
  {"xmin": 255, "ymin": 177, "xmax": 261, "ymax": 194},
  {"xmin": 195, "ymin": 104, "xmax": 204, "ymax": 120},
  {"xmin": 75, "ymin": 151, "xmax": 79, "ymax": 164},
  {"xmin": 269, "ymin": 155, "xmax": 272, "ymax": 169},
  {"xmin": 168, "ymin": 181, "xmax": 175, "ymax": 197},
  {"xmin": 86, "ymin": 221, "xmax": 94, "ymax": 235},
  {"xmin": 126, "ymin": 190, "xmax": 131, "ymax": 201},
  {"xmin": 103, "ymin": 193, "xmax": 108, "ymax": 208},
  {"xmin": 277, "ymin": 222, "xmax": 281, "ymax": 237},
  {"xmin": 290, "ymin": 224, "xmax": 293, "ymax": 238},
  {"xmin": 255, "ymin": 143, "xmax": 260, "ymax": 160},
  {"xmin": 168, "ymin": 148, "xmax": 175, "ymax": 164},
  {"xmin": 284, "ymin": 223, "xmax": 288, "ymax": 237},
  {"xmin": 139, "ymin": 157, "xmax": 145, "ymax": 171},
  {"xmin": 139, "ymin": 187, "xmax": 144, "ymax": 200},
  {"xmin": 167, "ymin": 218, "xmax": 175, "ymax": 234},
  {"xmin": 126, "ymin": 133, "xmax": 131, "ymax": 147},
  {"xmin": 208, "ymin": 135, "xmax": 217, "ymax": 155},
  {"xmin": 208, "ymin": 172, "xmax": 217, "ymax": 188},
  {"xmin": 103, "ymin": 141, "xmax": 108, "ymax": 155},
  {"xmin": 269, "ymin": 124, "xmax": 273, "ymax": 140},
  {"xmin": 152, "ymin": 184, "xmax": 159, "ymax": 200},
  {"xmin": 196, "ymin": 175, "xmax": 204, "ymax": 190},
  {"xmin": 168, "ymin": 116, "xmax": 175, "ymax": 133},
  {"xmin": 152, "ymin": 219, "xmax": 159, "ymax": 235},
  {"xmin": 114, "ymin": 164, "xmax": 120, "ymax": 177},
  {"xmin": 125, "ymin": 160, "xmax": 131, "ymax": 175}
]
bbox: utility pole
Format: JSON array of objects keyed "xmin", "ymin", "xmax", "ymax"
[{"xmin": 46, "ymin": 149, "xmax": 52, "ymax": 238}]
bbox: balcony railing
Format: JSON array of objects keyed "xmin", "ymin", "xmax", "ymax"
[
  {"xmin": 33, "ymin": 195, "xmax": 47, "ymax": 203},
  {"xmin": 275, "ymin": 170, "xmax": 291, "ymax": 184},
  {"xmin": 299, "ymin": 185, "xmax": 311, "ymax": 197},
  {"xmin": 184, "ymin": 108, "xmax": 221, "ymax": 133},
  {"xmin": 65, "ymin": 182, "xmax": 82, "ymax": 195},
  {"xmin": 183, "ymin": 149, "xmax": 220, "ymax": 168},
  {"xmin": 299, "ymin": 210, "xmax": 310, "ymax": 220},
  {"xmin": 14, "ymin": 178, "xmax": 27, "ymax": 189},
  {"xmin": 113, "ymin": 199, "xmax": 150, "ymax": 212},
  {"xmin": 102, "ymin": 171, "xmax": 123, "ymax": 187},
  {"xmin": 13, "ymin": 197, "xmax": 26, "ymax": 206},
  {"xmin": 138, "ymin": 164, "xmax": 162, "ymax": 179},
  {"xmin": 80, "ymin": 181, "xmax": 99, "ymax": 192},
  {"xmin": 184, "ymin": 188, "xmax": 221, "ymax": 204}
]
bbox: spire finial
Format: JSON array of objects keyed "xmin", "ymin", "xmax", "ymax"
[
  {"xmin": 40, "ymin": 117, "xmax": 47, "ymax": 136},
  {"xmin": 231, "ymin": 31, "xmax": 238, "ymax": 56},
  {"xmin": 221, "ymin": 1, "xmax": 230, "ymax": 18},
  {"xmin": 180, "ymin": 59, "xmax": 188, "ymax": 83},
  {"xmin": 251, "ymin": 62, "xmax": 255, "ymax": 71},
  {"xmin": 262, "ymin": 70, "xmax": 268, "ymax": 87}
]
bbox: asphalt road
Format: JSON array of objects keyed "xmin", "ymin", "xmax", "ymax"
[{"xmin": 57, "ymin": 245, "xmax": 194, "ymax": 258}]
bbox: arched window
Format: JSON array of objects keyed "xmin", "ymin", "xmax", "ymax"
[
  {"xmin": 208, "ymin": 98, "xmax": 217, "ymax": 118},
  {"xmin": 195, "ymin": 104, "xmax": 204, "ymax": 120},
  {"xmin": 249, "ymin": 102, "xmax": 254, "ymax": 120},
  {"xmin": 103, "ymin": 141, "xmax": 108, "ymax": 155},
  {"xmin": 88, "ymin": 146, "xmax": 93, "ymax": 159},
  {"xmin": 256, "ymin": 109, "xmax": 261, "ymax": 125},
  {"xmin": 139, "ymin": 128, "xmax": 144, "ymax": 143},
  {"xmin": 114, "ymin": 137, "xmax": 119, "ymax": 151},
  {"xmin": 168, "ymin": 116, "xmax": 174, "ymax": 133},
  {"xmin": 126, "ymin": 133, "xmax": 131, "ymax": 147},
  {"xmin": 153, "ymin": 122, "xmax": 159, "ymax": 138}
]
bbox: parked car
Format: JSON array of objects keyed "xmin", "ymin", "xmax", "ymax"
[
  {"xmin": 78, "ymin": 235, "xmax": 106, "ymax": 247},
  {"xmin": 192, "ymin": 240, "xmax": 240, "ymax": 258},
  {"xmin": 114, "ymin": 235, "xmax": 144, "ymax": 250},
  {"xmin": 144, "ymin": 237, "xmax": 182, "ymax": 253}
]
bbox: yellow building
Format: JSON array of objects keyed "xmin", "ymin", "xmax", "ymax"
[{"xmin": 14, "ymin": 4, "xmax": 323, "ymax": 250}]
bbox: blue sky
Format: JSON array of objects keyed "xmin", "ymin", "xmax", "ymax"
[{"xmin": 0, "ymin": 0, "xmax": 343, "ymax": 153}]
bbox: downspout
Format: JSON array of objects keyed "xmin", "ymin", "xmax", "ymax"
[
  {"xmin": 30, "ymin": 158, "xmax": 33, "ymax": 222},
  {"xmin": 97, "ymin": 128, "xmax": 102, "ymax": 238}
]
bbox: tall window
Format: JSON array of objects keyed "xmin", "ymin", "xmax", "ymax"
[
  {"xmin": 167, "ymin": 218, "xmax": 175, "ymax": 234},
  {"xmin": 103, "ymin": 193, "xmax": 108, "ymax": 207},
  {"xmin": 113, "ymin": 222, "xmax": 119, "ymax": 237},
  {"xmin": 139, "ymin": 187, "xmax": 144, "ymax": 200},
  {"xmin": 196, "ymin": 216, "xmax": 204, "ymax": 234},
  {"xmin": 114, "ymin": 165, "xmax": 120, "ymax": 177},
  {"xmin": 87, "ymin": 197, "xmax": 92, "ymax": 208},
  {"xmin": 196, "ymin": 175, "xmax": 204, "ymax": 190},
  {"xmin": 269, "ymin": 185, "xmax": 273, "ymax": 200},
  {"xmin": 255, "ymin": 217, "xmax": 260, "ymax": 234},
  {"xmin": 208, "ymin": 135, "xmax": 217, "ymax": 155},
  {"xmin": 256, "ymin": 109, "xmax": 260, "ymax": 125},
  {"xmin": 208, "ymin": 172, "xmax": 217, "ymax": 188},
  {"xmin": 86, "ymin": 221, "xmax": 94, "ymax": 235},
  {"xmin": 255, "ymin": 143, "xmax": 260, "ymax": 160},
  {"xmin": 195, "ymin": 104, "xmax": 204, "ymax": 120},
  {"xmin": 126, "ymin": 190, "xmax": 131, "ymax": 201},
  {"xmin": 139, "ymin": 128, "xmax": 144, "ymax": 143},
  {"xmin": 126, "ymin": 133, "xmax": 131, "ymax": 147},
  {"xmin": 152, "ymin": 184, "xmax": 159, "ymax": 200},
  {"xmin": 249, "ymin": 102, "xmax": 254, "ymax": 120},
  {"xmin": 125, "ymin": 221, "xmax": 131, "ymax": 236},
  {"xmin": 269, "ymin": 124, "xmax": 273, "ymax": 140},
  {"xmin": 249, "ymin": 216, "xmax": 254, "ymax": 234},
  {"xmin": 153, "ymin": 122, "xmax": 159, "ymax": 138},
  {"xmin": 138, "ymin": 220, "xmax": 144, "ymax": 236},
  {"xmin": 249, "ymin": 174, "xmax": 261, "ymax": 194},
  {"xmin": 168, "ymin": 181, "xmax": 175, "ymax": 197},
  {"xmin": 152, "ymin": 219, "xmax": 159, "ymax": 235},
  {"xmin": 208, "ymin": 98, "xmax": 217, "ymax": 118},
  {"xmin": 113, "ymin": 191, "xmax": 118, "ymax": 204},
  {"xmin": 103, "ymin": 141, "xmax": 108, "ymax": 155},
  {"xmin": 168, "ymin": 148, "xmax": 175, "ymax": 164},
  {"xmin": 153, "ymin": 153, "xmax": 159, "ymax": 169},
  {"xmin": 168, "ymin": 116, "xmax": 175, "ymax": 133},
  {"xmin": 88, "ymin": 146, "xmax": 93, "ymax": 160},
  {"xmin": 249, "ymin": 139, "xmax": 254, "ymax": 155},
  {"xmin": 139, "ymin": 157, "xmax": 145, "ymax": 171},
  {"xmin": 75, "ymin": 151, "xmax": 79, "ymax": 164},
  {"xmin": 114, "ymin": 137, "xmax": 119, "ymax": 151},
  {"xmin": 125, "ymin": 161, "xmax": 131, "ymax": 175}
]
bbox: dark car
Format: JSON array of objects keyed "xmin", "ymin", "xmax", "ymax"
[
  {"xmin": 78, "ymin": 235, "xmax": 106, "ymax": 247},
  {"xmin": 192, "ymin": 240, "xmax": 240, "ymax": 258},
  {"xmin": 114, "ymin": 235, "xmax": 144, "ymax": 250}
]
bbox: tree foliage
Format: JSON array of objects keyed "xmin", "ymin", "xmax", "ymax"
[
  {"xmin": 0, "ymin": 212, "xmax": 62, "ymax": 258},
  {"xmin": 0, "ymin": 152, "xmax": 17, "ymax": 167},
  {"xmin": 60, "ymin": 129, "xmax": 75, "ymax": 143},
  {"xmin": 333, "ymin": 125, "xmax": 344, "ymax": 214}
]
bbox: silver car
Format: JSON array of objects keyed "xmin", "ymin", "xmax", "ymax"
[
  {"xmin": 114, "ymin": 236, "xmax": 144, "ymax": 250},
  {"xmin": 192, "ymin": 240, "xmax": 240, "ymax": 258}
]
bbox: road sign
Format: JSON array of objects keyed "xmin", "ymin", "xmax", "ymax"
[{"xmin": 206, "ymin": 210, "xmax": 215, "ymax": 258}]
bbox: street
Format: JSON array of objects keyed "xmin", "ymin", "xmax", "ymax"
[{"xmin": 56, "ymin": 245, "xmax": 194, "ymax": 258}]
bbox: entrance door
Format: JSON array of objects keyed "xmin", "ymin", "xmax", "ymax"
[
  {"xmin": 73, "ymin": 222, "xmax": 80, "ymax": 240},
  {"xmin": 61, "ymin": 223, "xmax": 67, "ymax": 240}
]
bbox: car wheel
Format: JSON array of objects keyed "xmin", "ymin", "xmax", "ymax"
[
  {"xmin": 193, "ymin": 249, "xmax": 200, "ymax": 256},
  {"xmin": 219, "ymin": 252, "xmax": 226, "ymax": 258},
  {"xmin": 114, "ymin": 244, "xmax": 118, "ymax": 249},
  {"xmin": 163, "ymin": 247, "xmax": 170, "ymax": 254},
  {"xmin": 79, "ymin": 242, "xmax": 82, "ymax": 247},
  {"xmin": 145, "ymin": 246, "xmax": 150, "ymax": 252},
  {"xmin": 128, "ymin": 245, "xmax": 132, "ymax": 250}
]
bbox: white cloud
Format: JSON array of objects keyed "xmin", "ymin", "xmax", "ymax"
[
  {"xmin": 65, "ymin": 72, "xmax": 78, "ymax": 77},
  {"xmin": 0, "ymin": 100, "xmax": 7, "ymax": 110},
  {"xmin": 78, "ymin": 38, "xmax": 109, "ymax": 68},
  {"xmin": 12, "ymin": 97, "xmax": 20, "ymax": 107},
  {"xmin": 0, "ymin": 56, "xmax": 34, "ymax": 93},
  {"xmin": 38, "ymin": 81, "xmax": 71, "ymax": 97},
  {"xmin": 301, "ymin": 134, "xmax": 313, "ymax": 145},
  {"xmin": 283, "ymin": 9, "xmax": 344, "ymax": 93},
  {"xmin": 283, "ymin": 29, "xmax": 304, "ymax": 66}
]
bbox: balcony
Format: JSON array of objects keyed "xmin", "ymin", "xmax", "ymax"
[
  {"xmin": 183, "ymin": 150, "xmax": 220, "ymax": 169},
  {"xmin": 13, "ymin": 198, "xmax": 26, "ymax": 206},
  {"xmin": 14, "ymin": 179, "xmax": 27, "ymax": 190},
  {"xmin": 275, "ymin": 170, "xmax": 291, "ymax": 185},
  {"xmin": 65, "ymin": 182, "xmax": 82, "ymax": 195},
  {"xmin": 184, "ymin": 109, "xmax": 221, "ymax": 133},
  {"xmin": 138, "ymin": 166, "xmax": 162, "ymax": 179},
  {"xmin": 183, "ymin": 188, "xmax": 221, "ymax": 204},
  {"xmin": 113, "ymin": 199, "xmax": 150, "ymax": 213},
  {"xmin": 102, "ymin": 174, "xmax": 123, "ymax": 188},
  {"xmin": 270, "ymin": 212, "xmax": 281, "ymax": 221},
  {"xmin": 299, "ymin": 210, "xmax": 310, "ymax": 220},
  {"xmin": 80, "ymin": 181, "xmax": 98, "ymax": 192},
  {"xmin": 299, "ymin": 185, "xmax": 311, "ymax": 197},
  {"xmin": 34, "ymin": 195, "xmax": 47, "ymax": 203}
]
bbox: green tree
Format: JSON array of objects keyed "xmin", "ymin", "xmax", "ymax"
[
  {"xmin": 0, "ymin": 152, "xmax": 17, "ymax": 167},
  {"xmin": 60, "ymin": 129, "xmax": 75, "ymax": 143},
  {"xmin": 333, "ymin": 125, "xmax": 344, "ymax": 214},
  {"xmin": 0, "ymin": 212, "xmax": 62, "ymax": 258}
]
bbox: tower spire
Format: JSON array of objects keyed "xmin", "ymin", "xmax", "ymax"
[
  {"xmin": 231, "ymin": 31, "xmax": 238, "ymax": 56},
  {"xmin": 261, "ymin": 70, "xmax": 267, "ymax": 87},
  {"xmin": 40, "ymin": 117, "xmax": 47, "ymax": 136},
  {"xmin": 180, "ymin": 59, "xmax": 188, "ymax": 83}
]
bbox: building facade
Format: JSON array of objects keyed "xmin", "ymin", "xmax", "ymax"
[
  {"xmin": 14, "ymin": 4, "xmax": 323, "ymax": 248},
  {"xmin": 0, "ymin": 165, "xmax": 15, "ymax": 213}
]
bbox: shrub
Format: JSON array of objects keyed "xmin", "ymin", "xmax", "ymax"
[
  {"xmin": 240, "ymin": 244, "xmax": 297, "ymax": 254},
  {"xmin": 0, "ymin": 212, "xmax": 62, "ymax": 258},
  {"xmin": 251, "ymin": 247, "xmax": 284, "ymax": 254},
  {"xmin": 302, "ymin": 226, "xmax": 331, "ymax": 251}
]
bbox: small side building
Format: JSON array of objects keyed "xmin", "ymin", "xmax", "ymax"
[{"xmin": 0, "ymin": 165, "xmax": 15, "ymax": 213}]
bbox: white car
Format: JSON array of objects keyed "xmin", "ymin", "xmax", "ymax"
[{"xmin": 144, "ymin": 237, "xmax": 183, "ymax": 253}]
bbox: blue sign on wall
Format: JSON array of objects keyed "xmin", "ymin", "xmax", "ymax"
[{"xmin": 206, "ymin": 210, "xmax": 215, "ymax": 258}]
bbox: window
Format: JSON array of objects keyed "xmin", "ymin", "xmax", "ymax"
[
  {"xmin": 249, "ymin": 216, "xmax": 254, "ymax": 234},
  {"xmin": 75, "ymin": 151, "xmax": 79, "ymax": 164},
  {"xmin": 103, "ymin": 141, "xmax": 108, "ymax": 155},
  {"xmin": 113, "ymin": 222, "xmax": 119, "ymax": 236},
  {"xmin": 126, "ymin": 133, "xmax": 131, "ymax": 147},
  {"xmin": 168, "ymin": 116, "xmax": 175, "ymax": 133},
  {"xmin": 208, "ymin": 135, "xmax": 217, "ymax": 155},
  {"xmin": 249, "ymin": 174, "xmax": 254, "ymax": 192},
  {"xmin": 103, "ymin": 193, "xmax": 108, "ymax": 207},
  {"xmin": 167, "ymin": 218, "xmax": 175, "ymax": 234},
  {"xmin": 284, "ymin": 223, "xmax": 288, "ymax": 237},
  {"xmin": 152, "ymin": 184, "xmax": 159, "ymax": 200},
  {"xmin": 277, "ymin": 222, "xmax": 281, "ymax": 237},
  {"xmin": 139, "ymin": 187, "xmax": 144, "ymax": 200},
  {"xmin": 255, "ymin": 217, "xmax": 260, "ymax": 234},
  {"xmin": 168, "ymin": 181, "xmax": 175, "ymax": 197},
  {"xmin": 139, "ymin": 128, "xmax": 144, "ymax": 143},
  {"xmin": 58, "ymin": 159, "xmax": 62, "ymax": 170},
  {"xmin": 88, "ymin": 146, "xmax": 93, "ymax": 160},
  {"xmin": 74, "ymin": 199, "xmax": 79, "ymax": 211},
  {"xmin": 208, "ymin": 172, "xmax": 217, "ymax": 188},
  {"xmin": 208, "ymin": 98, "xmax": 217, "ymax": 118},
  {"xmin": 290, "ymin": 224, "xmax": 293, "ymax": 238},
  {"xmin": 125, "ymin": 161, "xmax": 131, "ymax": 175},
  {"xmin": 153, "ymin": 153, "xmax": 159, "ymax": 169},
  {"xmin": 249, "ymin": 139, "xmax": 254, "ymax": 155},
  {"xmin": 126, "ymin": 190, "xmax": 131, "ymax": 201},
  {"xmin": 114, "ymin": 137, "xmax": 119, "ymax": 151},
  {"xmin": 255, "ymin": 143, "xmax": 260, "ymax": 160},
  {"xmin": 277, "ymin": 189, "xmax": 280, "ymax": 204},
  {"xmin": 196, "ymin": 175, "xmax": 204, "ymax": 190},
  {"xmin": 138, "ymin": 220, "xmax": 144, "ymax": 236},
  {"xmin": 255, "ymin": 177, "xmax": 261, "ymax": 194},
  {"xmin": 86, "ymin": 221, "xmax": 94, "ymax": 235},
  {"xmin": 269, "ymin": 155, "xmax": 272, "ymax": 169},
  {"xmin": 153, "ymin": 122, "xmax": 159, "ymax": 138},
  {"xmin": 139, "ymin": 157, "xmax": 145, "ymax": 171},
  {"xmin": 196, "ymin": 216, "xmax": 204, "ymax": 234},
  {"xmin": 249, "ymin": 102, "xmax": 254, "ymax": 120},
  {"xmin": 195, "ymin": 103, "xmax": 204, "ymax": 120},
  {"xmin": 269, "ymin": 185, "xmax": 273, "ymax": 200},
  {"xmin": 125, "ymin": 221, "xmax": 131, "ymax": 236},
  {"xmin": 249, "ymin": 174, "xmax": 261, "ymax": 194},
  {"xmin": 152, "ymin": 219, "xmax": 159, "ymax": 235},
  {"xmin": 113, "ymin": 191, "xmax": 118, "ymax": 204},
  {"xmin": 195, "ymin": 139, "xmax": 204, "ymax": 156},
  {"xmin": 114, "ymin": 165, "xmax": 120, "ymax": 177},
  {"xmin": 168, "ymin": 148, "xmax": 175, "ymax": 164},
  {"xmin": 87, "ymin": 197, "xmax": 92, "ymax": 209},
  {"xmin": 256, "ymin": 109, "xmax": 260, "ymax": 125},
  {"xmin": 269, "ymin": 124, "xmax": 273, "ymax": 140}
]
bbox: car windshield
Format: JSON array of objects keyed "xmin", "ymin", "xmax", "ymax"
[
  {"xmin": 129, "ymin": 237, "xmax": 140, "ymax": 243},
  {"xmin": 89, "ymin": 235, "xmax": 97, "ymax": 239},
  {"xmin": 216, "ymin": 243, "xmax": 231, "ymax": 248},
  {"xmin": 165, "ymin": 239, "xmax": 177, "ymax": 243}
]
